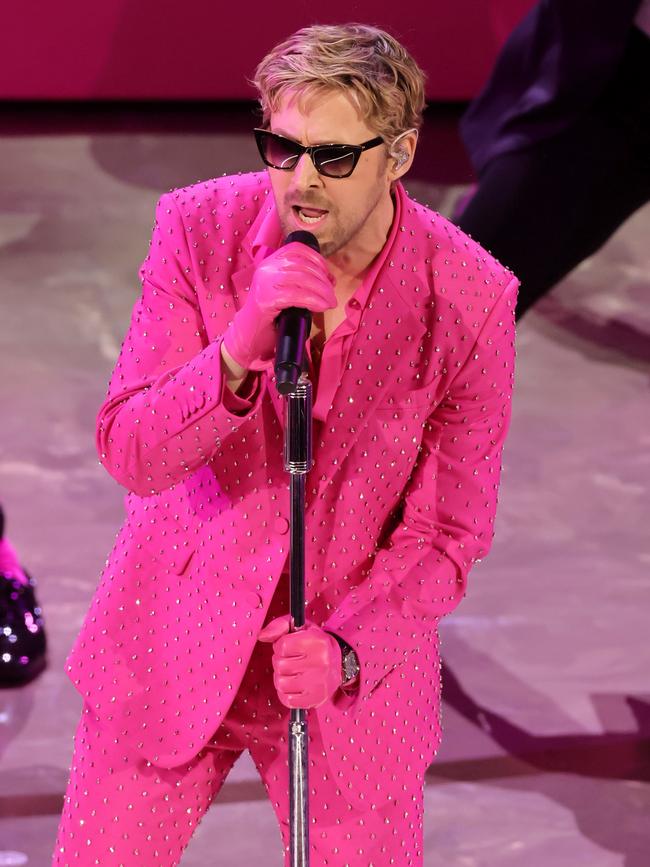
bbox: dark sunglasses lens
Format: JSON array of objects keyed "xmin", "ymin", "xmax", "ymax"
[
  {"xmin": 261, "ymin": 133, "xmax": 301, "ymax": 169},
  {"xmin": 314, "ymin": 146, "xmax": 356, "ymax": 177}
]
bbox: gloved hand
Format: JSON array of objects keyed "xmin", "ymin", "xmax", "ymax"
[
  {"xmin": 223, "ymin": 242, "xmax": 337, "ymax": 371},
  {"xmin": 258, "ymin": 614, "xmax": 343, "ymax": 709}
]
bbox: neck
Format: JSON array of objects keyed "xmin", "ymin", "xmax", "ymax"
[{"xmin": 327, "ymin": 187, "xmax": 395, "ymax": 286}]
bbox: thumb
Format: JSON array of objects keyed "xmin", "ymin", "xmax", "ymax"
[{"xmin": 258, "ymin": 614, "xmax": 293, "ymax": 643}]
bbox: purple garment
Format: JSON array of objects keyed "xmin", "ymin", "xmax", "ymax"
[{"xmin": 461, "ymin": 0, "xmax": 644, "ymax": 175}]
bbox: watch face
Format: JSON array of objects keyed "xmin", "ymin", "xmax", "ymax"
[{"xmin": 342, "ymin": 650, "xmax": 360, "ymax": 681}]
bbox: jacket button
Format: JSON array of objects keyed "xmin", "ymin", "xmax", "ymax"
[
  {"xmin": 273, "ymin": 516, "xmax": 289, "ymax": 534},
  {"xmin": 244, "ymin": 590, "xmax": 263, "ymax": 609}
]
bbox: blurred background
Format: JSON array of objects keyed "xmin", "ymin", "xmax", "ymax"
[{"xmin": 1, "ymin": 1, "xmax": 649, "ymax": 865}]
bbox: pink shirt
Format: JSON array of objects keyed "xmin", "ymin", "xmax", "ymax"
[{"xmin": 223, "ymin": 185, "xmax": 402, "ymax": 423}]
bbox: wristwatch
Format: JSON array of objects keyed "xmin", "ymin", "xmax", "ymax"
[{"xmin": 328, "ymin": 632, "xmax": 360, "ymax": 686}]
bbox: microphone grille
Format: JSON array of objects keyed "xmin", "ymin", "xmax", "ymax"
[{"xmin": 282, "ymin": 230, "xmax": 320, "ymax": 254}]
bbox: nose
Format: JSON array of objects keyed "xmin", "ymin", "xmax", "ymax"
[{"xmin": 291, "ymin": 152, "xmax": 323, "ymax": 189}]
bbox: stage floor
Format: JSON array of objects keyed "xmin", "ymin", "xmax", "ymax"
[{"xmin": 0, "ymin": 103, "xmax": 648, "ymax": 866}]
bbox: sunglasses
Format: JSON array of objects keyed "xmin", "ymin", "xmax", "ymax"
[{"xmin": 254, "ymin": 128, "xmax": 384, "ymax": 179}]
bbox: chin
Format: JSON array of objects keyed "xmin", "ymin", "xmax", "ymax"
[{"xmin": 318, "ymin": 240, "xmax": 338, "ymax": 258}]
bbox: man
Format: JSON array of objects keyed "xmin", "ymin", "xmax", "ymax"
[
  {"xmin": 54, "ymin": 23, "xmax": 518, "ymax": 867},
  {"xmin": 456, "ymin": 0, "xmax": 650, "ymax": 318}
]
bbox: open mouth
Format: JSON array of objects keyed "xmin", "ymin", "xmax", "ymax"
[{"xmin": 292, "ymin": 205, "xmax": 329, "ymax": 226}]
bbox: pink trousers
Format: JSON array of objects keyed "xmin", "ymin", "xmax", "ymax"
[{"xmin": 53, "ymin": 578, "xmax": 425, "ymax": 866}]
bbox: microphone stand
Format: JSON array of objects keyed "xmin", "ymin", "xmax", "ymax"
[{"xmin": 275, "ymin": 313, "xmax": 314, "ymax": 867}]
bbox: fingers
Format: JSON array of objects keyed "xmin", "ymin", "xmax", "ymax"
[
  {"xmin": 273, "ymin": 654, "xmax": 306, "ymax": 675},
  {"xmin": 236, "ymin": 240, "xmax": 337, "ymax": 368},
  {"xmin": 266, "ymin": 275, "xmax": 336, "ymax": 314},
  {"xmin": 270, "ymin": 633, "xmax": 333, "ymax": 688},
  {"xmin": 273, "ymin": 675, "xmax": 313, "ymax": 709},
  {"xmin": 281, "ymin": 242, "xmax": 335, "ymax": 282},
  {"xmin": 274, "ymin": 671, "xmax": 303, "ymax": 692},
  {"xmin": 265, "ymin": 243, "xmax": 332, "ymax": 280},
  {"xmin": 275, "ymin": 680, "xmax": 328, "ymax": 710},
  {"xmin": 260, "ymin": 620, "xmax": 338, "ymax": 710},
  {"xmin": 272, "ymin": 626, "xmax": 327, "ymax": 659},
  {"xmin": 258, "ymin": 246, "xmax": 337, "ymax": 312},
  {"xmin": 257, "ymin": 614, "xmax": 292, "ymax": 642},
  {"xmin": 272, "ymin": 282, "xmax": 336, "ymax": 314}
]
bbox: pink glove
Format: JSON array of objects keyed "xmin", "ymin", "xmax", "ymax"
[
  {"xmin": 258, "ymin": 614, "xmax": 343, "ymax": 709},
  {"xmin": 223, "ymin": 242, "xmax": 336, "ymax": 371}
]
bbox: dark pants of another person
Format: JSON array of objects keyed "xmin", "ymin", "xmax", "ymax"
[{"xmin": 457, "ymin": 27, "xmax": 650, "ymax": 321}]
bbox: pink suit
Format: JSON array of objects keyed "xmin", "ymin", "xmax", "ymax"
[{"xmin": 55, "ymin": 173, "xmax": 518, "ymax": 865}]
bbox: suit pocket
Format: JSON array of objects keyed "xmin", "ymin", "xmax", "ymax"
[
  {"xmin": 364, "ymin": 661, "xmax": 402, "ymax": 701},
  {"xmin": 374, "ymin": 391, "xmax": 432, "ymax": 418},
  {"xmin": 125, "ymin": 548, "xmax": 218, "ymax": 679},
  {"xmin": 141, "ymin": 537, "xmax": 196, "ymax": 575}
]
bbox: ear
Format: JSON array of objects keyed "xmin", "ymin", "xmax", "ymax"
[{"xmin": 387, "ymin": 128, "xmax": 418, "ymax": 182}]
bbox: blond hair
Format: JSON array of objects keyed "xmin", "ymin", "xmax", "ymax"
[{"xmin": 251, "ymin": 23, "xmax": 426, "ymax": 152}]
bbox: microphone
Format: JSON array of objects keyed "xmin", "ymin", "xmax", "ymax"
[{"xmin": 274, "ymin": 230, "xmax": 320, "ymax": 395}]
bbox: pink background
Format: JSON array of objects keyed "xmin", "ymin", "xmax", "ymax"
[{"xmin": 1, "ymin": 0, "xmax": 534, "ymax": 101}]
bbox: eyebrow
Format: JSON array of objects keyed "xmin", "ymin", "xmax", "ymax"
[{"xmin": 271, "ymin": 128, "xmax": 341, "ymax": 146}]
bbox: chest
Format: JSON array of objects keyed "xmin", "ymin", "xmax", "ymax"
[
  {"xmin": 310, "ymin": 305, "xmax": 346, "ymax": 345},
  {"xmin": 310, "ymin": 282, "xmax": 358, "ymax": 345}
]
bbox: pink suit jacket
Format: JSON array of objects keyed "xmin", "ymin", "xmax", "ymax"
[{"xmin": 66, "ymin": 173, "xmax": 518, "ymax": 810}]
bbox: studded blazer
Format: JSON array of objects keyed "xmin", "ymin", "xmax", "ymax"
[{"xmin": 66, "ymin": 173, "xmax": 518, "ymax": 810}]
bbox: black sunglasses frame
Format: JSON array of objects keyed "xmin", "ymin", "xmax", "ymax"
[{"xmin": 253, "ymin": 128, "xmax": 384, "ymax": 178}]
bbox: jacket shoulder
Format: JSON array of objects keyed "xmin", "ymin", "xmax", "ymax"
[
  {"xmin": 159, "ymin": 171, "xmax": 272, "ymax": 224},
  {"xmin": 399, "ymin": 193, "xmax": 518, "ymax": 350},
  {"xmin": 405, "ymin": 195, "xmax": 517, "ymax": 289}
]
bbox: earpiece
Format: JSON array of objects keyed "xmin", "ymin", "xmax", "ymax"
[{"xmin": 390, "ymin": 128, "xmax": 417, "ymax": 170}]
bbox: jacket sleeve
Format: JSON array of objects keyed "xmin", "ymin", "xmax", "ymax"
[
  {"xmin": 96, "ymin": 192, "xmax": 264, "ymax": 496},
  {"xmin": 323, "ymin": 274, "xmax": 519, "ymax": 707}
]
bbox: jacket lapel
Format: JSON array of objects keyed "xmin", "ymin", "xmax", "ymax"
[{"xmin": 309, "ymin": 269, "xmax": 427, "ymax": 500}]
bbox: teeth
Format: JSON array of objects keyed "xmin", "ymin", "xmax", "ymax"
[{"xmin": 298, "ymin": 209, "xmax": 325, "ymax": 224}]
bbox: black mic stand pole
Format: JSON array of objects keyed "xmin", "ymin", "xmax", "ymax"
[{"xmin": 275, "ymin": 309, "xmax": 314, "ymax": 867}]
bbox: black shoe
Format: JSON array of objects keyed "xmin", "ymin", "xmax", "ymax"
[
  {"xmin": 0, "ymin": 572, "xmax": 47, "ymax": 687},
  {"xmin": 0, "ymin": 507, "xmax": 47, "ymax": 687}
]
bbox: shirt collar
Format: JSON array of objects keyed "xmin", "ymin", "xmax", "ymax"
[
  {"xmin": 362, "ymin": 179, "xmax": 402, "ymax": 290},
  {"xmin": 249, "ymin": 198, "xmax": 282, "ymax": 260}
]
